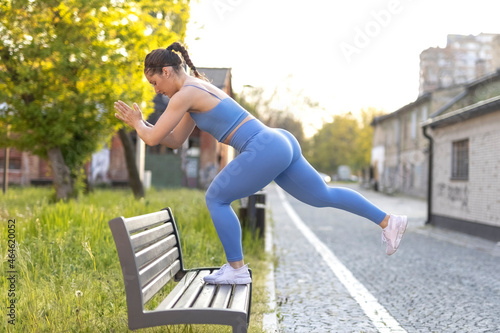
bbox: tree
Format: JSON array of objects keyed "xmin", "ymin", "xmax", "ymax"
[
  {"xmin": 305, "ymin": 108, "xmax": 385, "ymax": 176},
  {"xmin": 234, "ymin": 86, "xmax": 306, "ymax": 145},
  {"xmin": 0, "ymin": 0, "xmax": 189, "ymax": 200},
  {"xmin": 263, "ymin": 109, "xmax": 305, "ymax": 145},
  {"xmin": 305, "ymin": 113, "xmax": 359, "ymax": 175},
  {"xmin": 234, "ymin": 86, "xmax": 269, "ymax": 119},
  {"xmin": 351, "ymin": 107, "xmax": 385, "ymax": 172},
  {"xmin": 117, "ymin": 128, "xmax": 144, "ymax": 198}
]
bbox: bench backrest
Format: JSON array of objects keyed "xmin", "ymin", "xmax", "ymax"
[{"xmin": 109, "ymin": 208, "xmax": 184, "ymax": 314}]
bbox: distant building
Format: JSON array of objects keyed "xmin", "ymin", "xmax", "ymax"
[
  {"xmin": 419, "ymin": 33, "xmax": 500, "ymax": 95},
  {"xmin": 371, "ymin": 85, "xmax": 463, "ymax": 198}
]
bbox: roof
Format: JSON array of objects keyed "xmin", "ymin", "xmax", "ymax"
[
  {"xmin": 430, "ymin": 68, "xmax": 500, "ymax": 118},
  {"xmin": 196, "ymin": 67, "xmax": 231, "ymax": 90},
  {"xmin": 422, "ymin": 95, "xmax": 500, "ymax": 129},
  {"xmin": 372, "ymin": 69, "xmax": 500, "ymax": 127},
  {"xmin": 371, "ymin": 92, "xmax": 431, "ymax": 126}
]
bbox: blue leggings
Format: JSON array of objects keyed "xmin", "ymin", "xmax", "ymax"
[{"xmin": 206, "ymin": 119, "xmax": 387, "ymax": 262}]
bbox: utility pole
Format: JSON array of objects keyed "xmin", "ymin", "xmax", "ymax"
[
  {"xmin": 2, "ymin": 146, "xmax": 9, "ymax": 194},
  {"xmin": 2, "ymin": 125, "xmax": 10, "ymax": 194}
]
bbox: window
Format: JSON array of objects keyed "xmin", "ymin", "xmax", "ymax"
[
  {"xmin": 411, "ymin": 111, "xmax": 417, "ymax": 139},
  {"xmin": 0, "ymin": 158, "xmax": 21, "ymax": 170},
  {"xmin": 422, "ymin": 105, "xmax": 428, "ymax": 122},
  {"xmin": 394, "ymin": 121, "xmax": 400, "ymax": 145},
  {"xmin": 451, "ymin": 139, "xmax": 469, "ymax": 180}
]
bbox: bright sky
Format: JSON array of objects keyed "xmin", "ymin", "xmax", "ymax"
[{"xmin": 185, "ymin": 0, "xmax": 500, "ymax": 136}]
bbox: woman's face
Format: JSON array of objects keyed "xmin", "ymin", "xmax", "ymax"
[{"xmin": 145, "ymin": 68, "xmax": 174, "ymax": 97}]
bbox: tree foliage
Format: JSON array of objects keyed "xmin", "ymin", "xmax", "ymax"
[
  {"xmin": 305, "ymin": 108, "xmax": 384, "ymax": 175},
  {"xmin": 0, "ymin": 0, "xmax": 189, "ymax": 199},
  {"xmin": 234, "ymin": 86, "xmax": 306, "ymax": 145}
]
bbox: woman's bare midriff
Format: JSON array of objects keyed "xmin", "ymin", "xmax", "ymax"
[{"xmin": 223, "ymin": 115, "xmax": 255, "ymax": 145}]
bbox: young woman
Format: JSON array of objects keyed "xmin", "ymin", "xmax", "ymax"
[{"xmin": 114, "ymin": 42, "xmax": 408, "ymax": 285}]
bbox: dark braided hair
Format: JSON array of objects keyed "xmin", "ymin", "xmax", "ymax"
[{"xmin": 144, "ymin": 42, "xmax": 206, "ymax": 80}]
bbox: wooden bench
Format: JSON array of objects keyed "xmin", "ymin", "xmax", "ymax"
[{"xmin": 108, "ymin": 208, "xmax": 252, "ymax": 333}]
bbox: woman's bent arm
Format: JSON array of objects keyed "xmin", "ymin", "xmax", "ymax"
[
  {"xmin": 157, "ymin": 113, "xmax": 196, "ymax": 149},
  {"xmin": 115, "ymin": 90, "xmax": 194, "ymax": 147}
]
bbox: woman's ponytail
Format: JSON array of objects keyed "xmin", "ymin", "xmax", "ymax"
[
  {"xmin": 166, "ymin": 42, "xmax": 205, "ymax": 79},
  {"xmin": 144, "ymin": 42, "xmax": 207, "ymax": 80}
]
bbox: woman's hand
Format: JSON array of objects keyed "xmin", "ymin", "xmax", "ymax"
[{"xmin": 114, "ymin": 101, "xmax": 144, "ymax": 129}]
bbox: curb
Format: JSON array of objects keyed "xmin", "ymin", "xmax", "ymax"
[{"xmin": 262, "ymin": 199, "xmax": 280, "ymax": 333}]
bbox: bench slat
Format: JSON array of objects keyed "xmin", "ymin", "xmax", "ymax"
[
  {"xmin": 173, "ymin": 270, "xmax": 211, "ymax": 308},
  {"xmin": 139, "ymin": 248, "xmax": 179, "ymax": 287},
  {"xmin": 131, "ymin": 222, "xmax": 174, "ymax": 251},
  {"xmin": 155, "ymin": 270, "xmax": 198, "ymax": 310},
  {"xmin": 135, "ymin": 234, "xmax": 178, "ymax": 269},
  {"xmin": 192, "ymin": 284, "xmax": 218, "ymax": 308},
  {"xmin": 125, "ymin": 210, "xmax": 172, "ymax": 234},
  {"xmin": 211, "ymin": 284, "xmax": 233, "ymax": 309},
  {"xmin": 142, "ymin": 260, "xmax": 181, "ymax": 304},
  {"xmin": 230, "ymin": 285, "xmax": 250, "ymax": 312}
]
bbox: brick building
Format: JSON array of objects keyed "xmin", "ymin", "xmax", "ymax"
[
  {"xmin": 422, "ymin": 71, "xmax": 500, "ymax": 241},
  {"xmin": 0, "ymin": 149, "xmax": 52, "ymax": 186}
]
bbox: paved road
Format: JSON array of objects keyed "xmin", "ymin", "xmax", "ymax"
[{"xmin": 267, "ymin": 182, "xmax": 500, "ymax": 333}]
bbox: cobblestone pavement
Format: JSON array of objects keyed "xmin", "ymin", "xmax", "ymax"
[{"xmin": 267, "ymin": 182, "xmax": 500, "ymax": 333}]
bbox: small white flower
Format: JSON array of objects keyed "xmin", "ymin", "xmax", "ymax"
[{"xmin": 75, "ymin": 290, "xmax": 83, "ymax": 297}]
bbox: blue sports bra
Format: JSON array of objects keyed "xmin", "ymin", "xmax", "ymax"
[{"xmin": 186, "ymin": 84, "xmax": 249, "ymax": 142}]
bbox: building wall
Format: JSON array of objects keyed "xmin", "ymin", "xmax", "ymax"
[
  {"xmin": 371, "ymin": 85, "xmax": 465, "ymax": 197},
  {"xmin": 144, "ymin": 154, "xmax": 183, "ymax": 188},
  {"xmin": 429, "ymin": 86, "xmax": 465, "ymax": 112},
  {"xmin": 430, "ymin": 110, "xmax": 500, "ymax": 227},
  {"xmin": 493, "ymin": 36, "xmax": 500, "ymax": 70},
  {"xmin": 372, "ymin": 101, "xmax": 430, "ymax": 197},
  {"xmin": 1, "ymin": 149, "xmax": 52, "ymax": 186},
  {"xmin": 198, "ymin": 130, "xmax": 219, "ymax": 189},
  {"xmin": 108, "ymin": 135, "xmax": 128, "ymax": 182}
]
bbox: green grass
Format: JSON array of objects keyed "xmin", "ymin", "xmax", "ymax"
[{"xmin": 0, "ymin": 187, "xmax": 271, "ymax": 332}]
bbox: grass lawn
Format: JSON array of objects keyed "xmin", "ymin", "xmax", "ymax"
[{"xmin": 0, "ymin": 187, "xmax": 271, "ymax": 332}]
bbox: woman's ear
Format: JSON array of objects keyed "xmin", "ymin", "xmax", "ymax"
[{"xmin": 162, "ymin": 67, "xmax": 170, "ymax": 77}]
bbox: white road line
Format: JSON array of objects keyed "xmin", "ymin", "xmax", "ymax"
[{"xmin": 276, "ymin": 187, "xmax": 407, "ymax": 333}]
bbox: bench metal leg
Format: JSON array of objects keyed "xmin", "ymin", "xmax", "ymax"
[{"xmin": 232, "ymin": 315, "xmax": 248, "ymax": 333}]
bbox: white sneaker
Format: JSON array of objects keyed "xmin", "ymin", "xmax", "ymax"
[
  {"xmin": 382, "ymin": 215, "xmax": 408, "ymax": 255},
  {"xmin": 203, "ymin": 263, "xmax": 252, "ymax": 285}
]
